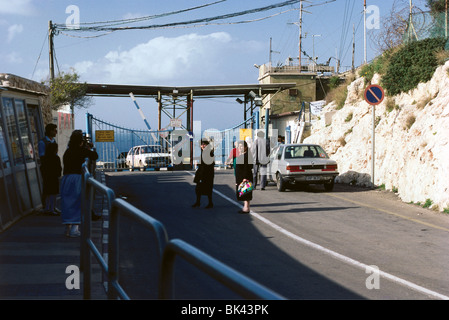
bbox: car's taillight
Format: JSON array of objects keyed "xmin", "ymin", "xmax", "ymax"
[
  {"xmin": 287, "ymin": 165, "xmax": 305, "ymax": 172},
  {"xmin": 322, "ymin": 164, "xmax": 337, "ymax": 172}
]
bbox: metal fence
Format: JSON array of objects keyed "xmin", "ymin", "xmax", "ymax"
[
  {"xmin": 404, "ymin": 9, "xmax": 449, "ymax": 46},
  {"xmin": 80, "ymin": 160, "xmax": 284, "ymax": 300},
  {"xmin": 88, "ymin": 114, "xmax": 172, "ymax": 170},
  {"xmin": 87, "ymin": 113, "xmax": 259, "ymax": 170}
]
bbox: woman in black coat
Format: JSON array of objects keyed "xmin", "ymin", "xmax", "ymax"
[
  {"xmin": 41, "ymin": 142, "xmax": 62, "ymax": 214},
  {"xmin": 192, "ymin": 139, "xmax": 215, "ymax": 209},
  {"xmin": 234, "ymin": 140, "xmax": 254, "ymax": 214}
]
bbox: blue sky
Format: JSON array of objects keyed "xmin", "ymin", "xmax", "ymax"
[{"xmin": 1, "ymin": 0, "xmax": 428, "ymax": 131}]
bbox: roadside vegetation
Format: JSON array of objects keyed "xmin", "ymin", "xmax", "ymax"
[
  {"xmin": 322, "ymin": 1, "xmax": 449, "ymax": 212},
  {"xmin": 326, "ymin": 37, "xmax": 448, "ymax": 104},
  {"xmin": 326, "ymin": 0, "xmax": 449, "ymax": 103},
  {"xmin": 42, "ymin": 70, "xmax": 92, "ymax": 111},
  {"xmin": 39, "ymin": 69, "xmax": 91, "ymax": 124}
]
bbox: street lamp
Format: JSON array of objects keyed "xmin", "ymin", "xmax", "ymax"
[
  {"xmin": 312, "ymin": 34, "xmax": 321, "ymax": 71},
  {"xmin": 248, "ymin": 91, "xmax": 263, "ymax": 107}
]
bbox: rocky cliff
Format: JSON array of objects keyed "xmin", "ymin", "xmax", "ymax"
[{"xmin": 304, "ymin": 61, "xmax": 449, "ymax": 212}]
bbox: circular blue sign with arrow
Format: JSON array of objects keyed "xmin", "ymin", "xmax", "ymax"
[{"xmin": 364, "ymin": 85, "xmax": 385, "ymax": 105}]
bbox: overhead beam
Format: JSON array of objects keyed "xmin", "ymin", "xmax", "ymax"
[{"xmin": 85, "ymin": 83, "xmax": 296, "ymax": 98}]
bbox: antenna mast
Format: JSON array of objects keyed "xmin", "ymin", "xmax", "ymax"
[
  {"xmin": 364, "ymin": 0, "xmax": 367, "ymax": 64},
  {"xmin": 269, "ymin": 37, "xmax": 280, "ymax": 66},
  {"xmin": 299, "ymin": 0, "xmax": 303, "ymax": 70}
]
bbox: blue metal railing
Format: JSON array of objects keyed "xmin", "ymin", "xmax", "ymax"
[
  {"xmin": 88, "ymin": 113, "xmax": 256, "ymax": 170},
  {"xmin": 80, "ymin": 161, "xmax": 285, "ymax": 300},
  {"xmin": 159, "ymin": 239, "xmax": 283, "ymax": 300}
]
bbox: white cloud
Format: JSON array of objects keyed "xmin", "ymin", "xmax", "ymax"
[
  {"xmin": 0, "ymin": 0, "xmax": 36, "ymax": 16},
  {"xmin": 74, "ymin": 32, "xmax": 234, "ymax": 85},
  {"xmin": 7, "ymin": 24, "xmax": 23, "ymax": 42}
]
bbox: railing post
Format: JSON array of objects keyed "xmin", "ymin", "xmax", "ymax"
[
  {"xmin": 158, "ymin": 245, "xmax": 176, "ymax": 299},
  {"xmin": 108, "ymin": 203, "xmax": 119, "ymax": 299},
  {"xmin": 80, "ymin": 163, "xmax": 92, "ymax": 299}
]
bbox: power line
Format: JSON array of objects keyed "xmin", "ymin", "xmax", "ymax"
[
  {"xmin": 56, "ymin": 0, "xmax": 226, "ymax": 30},
  {"xmin": 31, "ymin": 32, "xmax": 48, "ymax": 80},
  {"xmin": 54, "ymin": 0, "xmax": 301, "ymax": 34},
  {"xmin": 56, "ymin": 9, "xmax": 296, "ymax": 40}
]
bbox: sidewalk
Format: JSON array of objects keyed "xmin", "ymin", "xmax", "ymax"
[{"xmin": 0, "ymin": 211, "xmax": 107, "ymax": 300}]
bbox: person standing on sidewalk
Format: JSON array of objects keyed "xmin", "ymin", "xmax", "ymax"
[
  {"xmin": 251, "ymin": 130, "xmax": 271, "ymax": 190},
  {"xmin": 60, "ymin": 130, "xmax": 98, "ymax": 237},
  {"xmin": 38, "ymin": 123, "xmax": 58, "ymax": 213},
  {"xmin": 40, "ymin": 142, "xmax": 62, "ymax": 215}
]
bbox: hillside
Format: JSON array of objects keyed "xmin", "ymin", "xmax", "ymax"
[{"xmin": 304, "ymin": 60, "xmax": 449, "ymax": 213}]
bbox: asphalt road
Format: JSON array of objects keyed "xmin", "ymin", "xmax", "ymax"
[{"xmin": 103, "ymin": 169, "xmax": 449, "ymax": 300}]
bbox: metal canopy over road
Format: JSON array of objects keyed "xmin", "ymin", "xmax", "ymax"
[
  {"xmin": 86, "ymin": 83, "xmax": 296, "ymax": 98},
  {"xmin": 86, "ymin": 82, "xmax": 297, "ymax": 136}
]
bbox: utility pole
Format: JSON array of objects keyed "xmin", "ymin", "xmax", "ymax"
[
  {"xmin": 364, "ymin": 0, "xmax": 367, "ymax": 64},
  {"xmin": 352, "ymin": 24, "xmax": 355, "ymax": 73},
  {"xmin": 48, "ymin": 20, "xmax": 55, "ymax": 80},
  {"xmin": 299, "ymin": 0, "xmax": 304, "ymax": 71},
  {"xmin": 312, "ymin": 34, "xmax": 321, "ymax": 71},
  {"xmin": 407, "ymin": 0, "xmax": 418, "ymax": 42}
]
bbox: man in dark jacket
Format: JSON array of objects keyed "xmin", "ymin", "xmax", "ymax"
[
  {"xmin": 192, "ymin": 139, "xmax": 215, "ymax": 209},
  {"xmin": 251, "ymin": 130, "xmax": 270, "ymax": 190},
  {"xmin": 38, "ymin": 123, "xmax": 58, "ymax": 213}
]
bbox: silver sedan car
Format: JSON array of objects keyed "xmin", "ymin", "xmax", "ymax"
[{"xmin": 267, "ymin": 144, "xmax": 339, "ymax": 192}]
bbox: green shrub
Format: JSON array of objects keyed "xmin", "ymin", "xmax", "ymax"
[
  {"xmin": 329, "ymin": 76, "xmax": 341, "ymax": 89},
  {"xmin": 381, "ymin": 37, "xmax": 447, "ymax": 96},
  {"xmin": 405, "ymin": 114, "xmax": 416, "ymax": 130},
  {"xmin": 385, "ymin": 97, "xmax": 399, "ymax": 113},
  {"xmin": 423, "ymin": 199, "xmax": 433, "ymax": 208},
  {"xmin": 345, "ymin": 112, "xmax": 353, "ymax": 122},
  {"xmin": 360, "ymin": 63, "xmax": 375, "ymax": 84},
  {"xmin": 359, "ymin": 51, "xmax": 393, "ymax": 84}
]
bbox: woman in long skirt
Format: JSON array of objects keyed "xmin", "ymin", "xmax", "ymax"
[
  {"xmin": 60, "ymin": 130, "xmax": 98, "ymax": 237},
  {"xmin": 234, "ymin": 140, "xmax": 254, "ymax": 214}
]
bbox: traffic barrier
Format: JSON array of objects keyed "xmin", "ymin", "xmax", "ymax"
[{"xmin": 80, "ymin": 160, "xmax": 284, "ymax": 300}]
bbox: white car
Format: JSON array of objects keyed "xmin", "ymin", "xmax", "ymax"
[
  {"xmin": 268, "ymin": 144, "xmax": 339, "ymax": 192},
  {"xmin": 126, "ymin": 145, "xmax": 171, "ymax": 171}
]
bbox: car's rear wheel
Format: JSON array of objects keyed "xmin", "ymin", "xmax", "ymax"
[{"xmin": 276, "ymin": 173, "xmax": 286, "ymax": 192}]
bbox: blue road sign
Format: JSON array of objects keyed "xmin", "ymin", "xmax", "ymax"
[{"xmin": 364, "ymin": 85, "xmax": 385, "ymax": 105}]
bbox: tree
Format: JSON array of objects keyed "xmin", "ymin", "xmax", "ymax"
[
  {"xmin": 43, "ymin": 70, "xmax": 92, "ymax": 111},
  {"xmin": 426, "ymin": 0, "xmax": 447, "ymax": 13}
]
